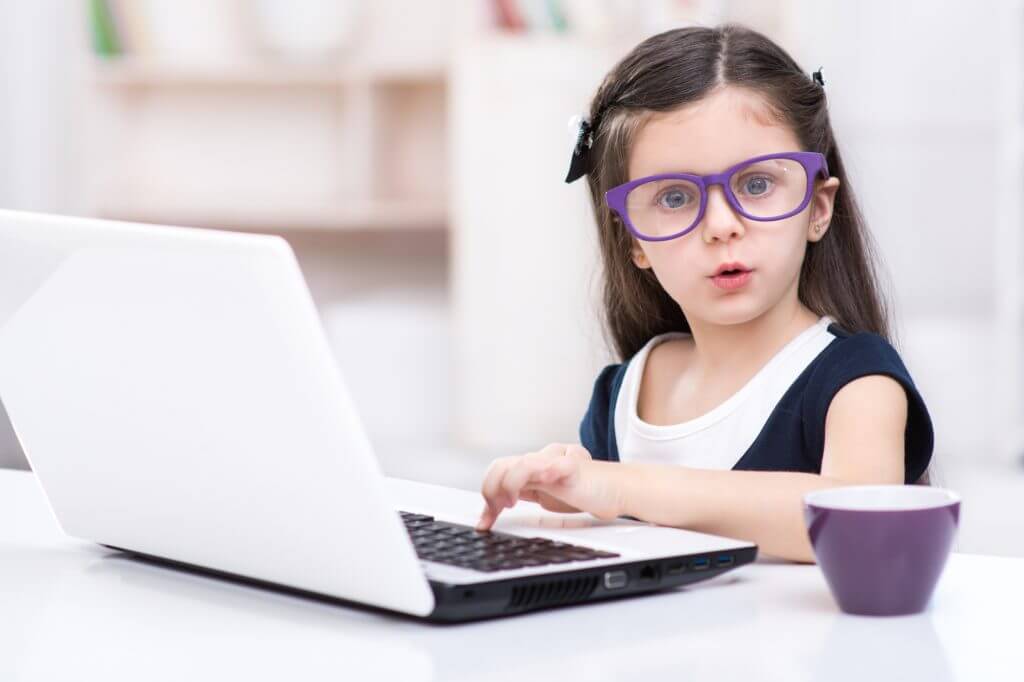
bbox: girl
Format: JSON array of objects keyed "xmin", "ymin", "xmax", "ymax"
[{"xmin": 475, "ymin": 23, "xmax": 933, "ymax": 563}]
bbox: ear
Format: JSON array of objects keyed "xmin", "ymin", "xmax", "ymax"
[
  {"xmin": 631, "ymin": 240, "xmax": 651, "ymax": 269},
  {"xmin": 807, "ymin": 176, "xmax": 841, "ymax": 242}
]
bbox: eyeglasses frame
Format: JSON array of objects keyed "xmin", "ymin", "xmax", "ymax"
[{"xmin": 604, "ymin": 151, "xmax": 830, "ymax": 242}]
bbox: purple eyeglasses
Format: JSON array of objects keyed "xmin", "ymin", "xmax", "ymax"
[{"xmin": 605, "ymin": 151, "xmax": 829, "ymax": 242}]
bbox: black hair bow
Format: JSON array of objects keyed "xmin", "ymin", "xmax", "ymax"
[{"xmin": 565, "ymin": 115, "xmax": 593, "ymax": 184}]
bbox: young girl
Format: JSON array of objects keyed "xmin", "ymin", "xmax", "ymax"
[{"xmin": 475, "ymin": 23, "xmax": 933, "ymax": 563}]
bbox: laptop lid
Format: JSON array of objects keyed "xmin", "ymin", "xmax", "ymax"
[{"xmin": 0, "ymin": 210, "xmax": 435, "ymax": 617}]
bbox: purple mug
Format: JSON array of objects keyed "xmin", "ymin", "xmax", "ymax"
[{"xmin": 803, "ymin": 485, "xmax": 960, "ymax": 616}]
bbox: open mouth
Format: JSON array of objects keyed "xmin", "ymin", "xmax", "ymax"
[
  {"xmin": 710, "ymin": 267, "xmax": 753, "ymax": 290},
  {"xmin": 711, "ymin": 268, "xmax": 750, "ymax": 278},
  {"xmin": 711, "ymin": 261, "xmax": 751, "ymax": 278}
]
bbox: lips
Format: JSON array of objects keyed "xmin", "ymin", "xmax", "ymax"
[
  {"xmin": 711, "ymin": 262, "xmax": 750, "ymax": 277},
  {"xmin": 709, "ymin": 262, "xmax": 753, "ymax": 291}
]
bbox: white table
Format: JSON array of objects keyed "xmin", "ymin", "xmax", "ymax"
[{"xmin": 1, "ymin": 469, "xmax": 1020, "ymax": 681}]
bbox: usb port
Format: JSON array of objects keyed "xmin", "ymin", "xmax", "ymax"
[
  {"xmin": 715, "ymin": 554, "xmax": 735, "ymax": 568},
  {"xmin": 691, "ymin": 557, "xmax": 711, "ymax": 571}
]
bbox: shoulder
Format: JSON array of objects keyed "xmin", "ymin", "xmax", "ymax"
[
  {"xmin": 802, "ymin": 325, "xmax": 934, "ymax": 484},
  {"xmin": 644, "ymin": 333, "xmax": 694, "ymax": 373},
  {"xmin": 638, "ymin": 333, "xmax": 694, "ymax": 417},
  {"xmin": 805, "ymin": 327, "xmax": 918, "ymax": 412},
  {"xmin": 578, "ymin": 361, "xmax": 629, "ymax": 461},
  {"xmin": 588, "ymin": 361, "xmax": 629, "ymax": 406},
  {"xmin": 578, "ymin": 332, "xmax": 687, "ymax": 461},
  {"xmin": 819, "ymin": 321, "xmax": 901, "ymax": 358}
]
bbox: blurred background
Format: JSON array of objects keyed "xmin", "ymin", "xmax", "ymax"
[{"xmin": 0, "ymin": 0, "xmax": 1020, "ymax": 556}]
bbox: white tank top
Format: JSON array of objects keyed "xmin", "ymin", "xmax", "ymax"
[{"xmin": 613, "ymin": 315, "xmax": 837, "ymax": 469}]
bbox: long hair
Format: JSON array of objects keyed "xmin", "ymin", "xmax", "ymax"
[
  {"xmin": 582, "ymin": 23, "xmax": 928, "ymax": 485},
  {"xmin": 584, "ymin": 23, "xmax": 890, "ymax": 359}
]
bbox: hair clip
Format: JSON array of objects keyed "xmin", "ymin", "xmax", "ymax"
[
  {"xmin": 812, "ymin": 67, "xmax": 825, "ymax": 88},
  {"xmin": 565, "ymin": 113, "xmax": 593, "ymax": 183}
]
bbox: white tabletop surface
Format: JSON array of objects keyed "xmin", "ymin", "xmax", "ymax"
[{"xmin": 1, "ymin": 469, "xmax": 1020, "ymax": 681}]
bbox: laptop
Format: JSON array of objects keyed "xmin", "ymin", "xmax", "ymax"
[{"xmin": 0, "ymin": 209, "xmax": 757, "ymax": 622}]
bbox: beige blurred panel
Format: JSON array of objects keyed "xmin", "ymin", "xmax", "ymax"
[
  {"xmin": 101, "ymin": 88, "xmax": 366, "ymax": 211},
  {"xmin": 449, "ymin": 34, "xmax": 620, "ymax": 457}
]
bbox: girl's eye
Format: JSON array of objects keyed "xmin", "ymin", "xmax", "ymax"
[
  {"xmin": 740, "ymin": 175, "xmax": 774, "ymax": 196},
  {"xmin": 656, "ymin": 187, "xmax": 694, "ymax": 210}
]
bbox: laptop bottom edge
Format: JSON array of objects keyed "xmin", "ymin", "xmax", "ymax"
[{"xmin": 98, "ymin": 544, "xmax": 758, "ymax": 623}]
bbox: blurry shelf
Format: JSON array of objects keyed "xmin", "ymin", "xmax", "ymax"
[
  {"xmin": 92, "ymin": 58, "xmax": 446, "ymax": 88},
  {"xmin": 95, "ymin": 198, "xmax": 448, "ymax": 232}
]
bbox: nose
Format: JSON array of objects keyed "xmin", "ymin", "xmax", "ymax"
[{"xmin": 699, "ymin": 182, "xmax": 745, "ymax": 244}]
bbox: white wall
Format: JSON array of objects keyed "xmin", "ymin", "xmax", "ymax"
[{"xmin": 788, "ymin": 0, "xmax": 1002, "ymax": 467}]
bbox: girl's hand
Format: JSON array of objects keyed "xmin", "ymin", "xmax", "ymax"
[{"xmin": 475, "ymin": 443, "xmax": 623, "ymax": 531}]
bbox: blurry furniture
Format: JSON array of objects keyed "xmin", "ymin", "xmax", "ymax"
[
  {"xmin": 448, "ymin": 31, "xmax": 620, "ymax": 455},
  {"xmin": 81, "ymin": 0, "xmax": 626, "ymax": 462},
  {"xmin": 86, "ymin": 1, "xmax": 448, "ymax": 232},
  {"xmin": 81, "ymin": 0, "xmax": 454, "ymax": 461},
  {"xmin": 76, "ymin": 1, "xmax": 821, "ymax": 464}
]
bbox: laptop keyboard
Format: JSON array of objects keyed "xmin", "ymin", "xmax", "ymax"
[{"xmin": 399, "ymin": 511, "xmax": 620, "ymax": 572}]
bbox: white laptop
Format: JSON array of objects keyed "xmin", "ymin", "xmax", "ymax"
[{"xmin": 0, "ymin": 209, "xmax": 757, "ymax": 622}]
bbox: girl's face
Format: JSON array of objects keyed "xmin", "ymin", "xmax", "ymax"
[{"xmin": 627, "ymin": 86, "xmax": 840, "ymax": 327}]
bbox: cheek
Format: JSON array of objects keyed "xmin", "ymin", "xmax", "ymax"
[
  {"xmin": 749, "ymin": 226, "xmax": 810, "ymax": 288},
  {"xmin": 642, "ymin": 240, "xmax": 705, "ymax": 291},
  {"xmin": 774, "ymin": 226, "xmax": 811, "ymax": 269}
]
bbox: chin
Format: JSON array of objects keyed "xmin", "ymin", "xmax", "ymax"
[{"xmin": 699, "ymin": 300, "xmax": 772, "ymax": 327}]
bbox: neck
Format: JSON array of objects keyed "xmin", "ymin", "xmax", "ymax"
[{"xmin": 684, "ymin": 291, "xmax": 822, "ymax": 380}]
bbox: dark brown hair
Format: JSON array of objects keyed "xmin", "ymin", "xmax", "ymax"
[{"xmin": 583, "ymin": 23, "xmax": 890, "ymax": 360}]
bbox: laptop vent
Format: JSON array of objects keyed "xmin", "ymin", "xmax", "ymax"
[{"xmin": 506, "ymin": 576, "xmax": 599, "ymax": 611}]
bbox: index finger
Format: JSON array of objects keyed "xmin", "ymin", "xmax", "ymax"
[{"xmin": 477, "ymin": 457, "xmax": 515, "ymax": 530}]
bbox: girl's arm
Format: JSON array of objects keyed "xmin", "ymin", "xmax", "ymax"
[
  {"xmin": 477, "ymin": 374, "xmax": 909, "ymax": 563},
  {"xmin": 616, "ymin": 374, "xmax": 909, "ymax": 562}
]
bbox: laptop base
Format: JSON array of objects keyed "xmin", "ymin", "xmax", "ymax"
[{"xmin": 103, "ymin": 543, "xmax": 758, "ymax": 623}]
